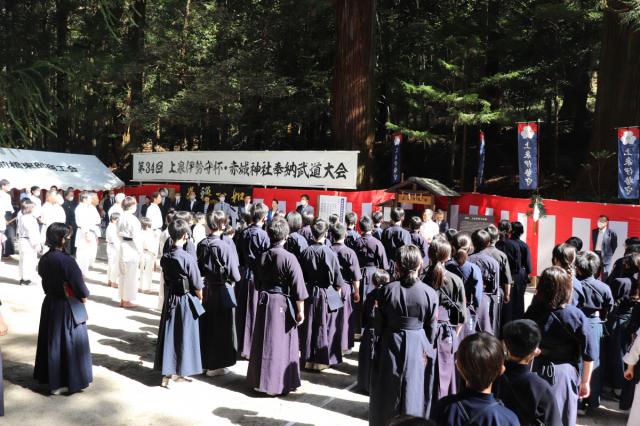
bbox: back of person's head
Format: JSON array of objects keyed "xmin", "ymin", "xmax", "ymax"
[
  {"xmin": 175, "ymin": 210, "xmax": 193, "ymax": 224},
  {"xmin": 565, "ymin": 236, "xmax": 584, "ymax": 252},
  {"xmin": 79, "ymin": 191, "xmax": 91, "ymax": 203},
  {"xmin": 409, "ymin": 216, "xmax": 422, "ymax": 231},
  {"xmin": 225, "ymin": 223, "xmax": 240, "ymax": 237},
  {"xmin": 169, "ymin": 219, "xmax": 190, "ymax": 241},
  {"xmin": 194, "ymin": 211, "xmax": 205, "ymax": 223},
  {"xmin": 359, "ymin": 215, "xmax": 373, "ymax": 233},
  {"xmin": 286, "ymin": 211, "xmax": 303, "ymax": 233},
  {"xmin": 122, "ymin": 196, "xmax": 137, "ymax": 212},
  {"xmin": 456, "ymin": 332, "xmax": 505, "ymax": 391},
  {"xmin": 207, "ymin": 210, "xmax": 227, "ymax": 232},
  {"xmin": 31, "ymin": 185, "xmax": 40, "ymax": 194},
  {"xmin": 445, "ymin": 228, "xmax": 457, "ymax": 244},
  {"xmin": 511, "ymin": 221, "xmax": 525, "ymax": 239},
  {"xmin": 427, "ymin": 238, "xmax": 452, "ymax": 290},
  {"xmin": 345, "ymin": 211, "xmax": 357, "ymax": 227},
  {"xmin": 626, "ymin": 244, "xmax": 640, "ymax": 256},
  {"xmin": 498, "ymin": 220, "xmax": 511, "ymax": 236},
  {"xmin": 328, "ymin": 213, "xmax": 339, "ymax": 226},
  {"xmin": 329, "ymin": 221, "xmax": 347, "ymax": 242},
  {"xmin": 372, "ymin": 211, "xmax": 383, "ymax": 225},
  {"xmin": 165, "ymin": 210, "xmax": 176, "ymax": 226},
  {"xmin": 625, "ymin": 237, "xmax": 640, "ymax": 248},
  {"xmin": 575, "ymin": 250, "xmax": 600, "ymax": 279},
  {"xmin": 390, "ymin": 207, "xmax": 405, "ymax": 223},
  {"xmin": 302, "ymin": 211, "xmax": 315, "ymax": 226},
  {"xmin": 552, "ymin": 243, "xmax": 576, "ymax": 275},
  {"xmin": 45, "ymin": 222, "xmax": 72, "ymax": 249},
  {"xmin": 396, "ymin": 244, "xmax": 423, "ymax": 281},
  {"xmin": 268, "ymin": 218, "xmax": 289, "ymax": 244},
  {"xmin": 486, "ymin": 224, "xmax": 500, "ymax": 243},
  {"xmin": 451, "ymin": 232, "xmax": 473, "ymax": 264},
  {"xmin": 21, "ymin": 198, "xmax": 35, "ymax": 214},
  {"xmin": 311, "ymin": 218, "xmax": 329, "ymax": 241},
  {"xmin": 140, "ymin": 216, "xmax": 152, "ymax": 230},
  {"xmin": 110, "ymin": 212, "xmax": 121, "ymax": 223},
  {"xmin": 502, "ymin": 319, "xmax": 541, "ymax": 360},
  {"xmin": 372, "ymin": 269, "xmax": 391, "ymax": 287},
  {"xmin": 251, "ymin": 202, "xmax": 268, "ymax": 223},
  {"xmin": 535, "ymin": 266, "xmax": 573, "ymax": 309},
  {"xmin": 471, "ymin": 229, "xmax": 490, "ymax": 251}
]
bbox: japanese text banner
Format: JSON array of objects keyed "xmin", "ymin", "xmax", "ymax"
[
  {"xmin": 618, "ymin": 127, "xmax": 640, "ymax": 199},
  {"xmin": 517, "ymin": 122, "xmax": 538, "ymax": 190},
  {"xmin": 132, "ymin": 151, "xmax": 359, "ymax": 189}
]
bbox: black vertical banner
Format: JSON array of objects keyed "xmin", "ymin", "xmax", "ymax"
[{"xmin": 391, "ymin": 133, "xmax": 402, "ymax": 184}]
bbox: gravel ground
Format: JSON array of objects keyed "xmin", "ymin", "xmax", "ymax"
[{"xmin": 0, "ymin": 248, "xmax": 630, "ymax": 426}]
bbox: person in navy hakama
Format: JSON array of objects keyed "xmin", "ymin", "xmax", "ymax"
[
  {"xmin": 197, "ymin": 211, "xmax": 241, "ymax": 376},
  {"xmin": 298, "ymin": 212, "xmax": 315, "ymax": 245},
  {"xmin": 299, "ymin": 219, "xmax": 345, "ymax": 370},
  {"xmin": 381, "ymin": 208, "xmax": 412, "ymax": 267},
  {"xmin": 344, "ymin": 212, "xmax": 361, "ymax": 251},
  {"xmin": 155, "ymin": 219, "xmax": 204, "ymax": 387},
  {"xmin": 468, "ymin": 230, "xmax": 501, "ymax": 335},
  {"xmin": 330, "ymin": 222, "xmax": 362, "ymax": 353},
  {"xmin": 236, "ymin": 203, "xmax": 270, "ymax": 359},
  {"xmin": 409, "ymin": 216, "xmax": 430, "ymax": 273},
  {"xmin": 495, "ymin": 221, "xmax": 522, "ymax": 325},
  {"xmin": 284, "ymin": 212, "xmax": 308, "ymax": 261},
  {"xmin": 247, "ymin": 218, "xmax": 309, "ymax": 395},
  {"xmin": 484, "ymin": 225, "xmax": 513, "ymax": 337},
  {"xmin": 371, "ymin": 211, "xmax": 384, "ymax": 241},
  {"xmin": 355, "ymin": 216, "xmax": 389, "ymax": 301},
  {"xmin": 369, "ymin": 245, "xmax": 438, "ymax": 426},
  {"xmin": 34, "ymin": 223, "xmax": 92, "ymax": 395},
  {"xmin": 508, "ymin": 221, "xmax": 532, "ymax": 320}
]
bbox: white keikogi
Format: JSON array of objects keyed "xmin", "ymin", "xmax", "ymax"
[
  {"xmin": 40, "ymin": 199, "xmax": 66, "ymax": 253},
  {"xmin": 74, "ymin": 196, "xmax": 101, "ymax": 276},
  {"xmin": 17, "ymin": 209, "xmax": 41, "ymax": 283},
  {"xmin": 145, "ymin": 202, "xmax": 163, "ymax": 231},
  {"xmin": 117, "ymin": 204, "xmax": 142, "ymax": 303}
]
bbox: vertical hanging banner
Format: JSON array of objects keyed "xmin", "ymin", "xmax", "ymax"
[
  {"xmin": 517, "ymin": 122, "xmax": 538, "ymax": 190},
  {"xmin": 476, "ymin": 130, "xmax": 486, "ymax": 189},
  {"xmin": 618, "ymin": 127, "xmax": 640, "ymax": 199},
  {"xmin": 391, "ymin": 133, "xmax": 402, "ymax": 184}
]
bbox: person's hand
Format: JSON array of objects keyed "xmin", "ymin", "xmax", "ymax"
[
  {"xmin": 625, "ymin": 365, "xmax": 635, "ymax": 381},
  {"xmin": 579, "ymin": 382, "xmax": 591, "ymax": 398},
  {"xmin": 296, "ymin": 311, "xmax": 305, "ymax": 326},
  {"xmin": 353, "ymin": 291, "xmax": 360, "ymax": 304},
  {"xmin": 503, "ymin": 294, "xmax": 510, "ymax": 304}
]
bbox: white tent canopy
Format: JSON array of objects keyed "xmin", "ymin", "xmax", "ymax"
[{"xmin": 0, "ymin": 148, "xmax": 124, "ymax": 191}]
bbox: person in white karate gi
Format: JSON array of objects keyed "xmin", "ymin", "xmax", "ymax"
[
  {"xmin": 139, "ymin": 216, "xmax": 158, "ymax": 294},
  {"xmin": 40, "ymin": 190, "xmax": 66, "ymax": 253},
  {"xmin": 117, "ymin": 196, "xmax": 142, "ymax": 308},
  {"xmin": 28, "ymin": 186, "xmax": 43, "ymax": 222},
  {"xmin": 17, "ymin": 199, "xmax": 41, "ymax": 285},
  {"xmin": 105, "ymin": 212, "xmax": 121, "ymax": 288},
  {"xmin": 108, "ymin": 192, "xmax": 126, "ymax": 219},
  {"xmin": 74, "ymin": 192, "xmax": 101, "ymax": 277}
]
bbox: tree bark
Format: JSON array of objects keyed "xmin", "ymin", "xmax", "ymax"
[
  {"xmin": 55, "ymin": 0, "xmax": 70, "ymax": 152},
  {"xmin": 332, "ymin": 0, "xmax": 376, "ymax": 188}
]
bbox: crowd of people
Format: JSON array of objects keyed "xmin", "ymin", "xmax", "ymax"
[{"xmin": 1, "ymin": 179, "xmax": 640, "ymax": 426}]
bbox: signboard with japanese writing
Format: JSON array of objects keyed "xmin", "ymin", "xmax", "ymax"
[
  {"xmin": 0, "ymin": 148, "xmax": 123, "ymax": 190},
  {"xmin": 458, "ymin": 214, "xmax": 495, "ymax": 235},
  {"xmin": 618, "ymin": 127, "xmax": 640, "ymax": 199},
  {"xmin": 318, "ymin": 195, "xmax": 347, "ymax": 223},
  {"xmin": 517, "ymin": 122, "xmax": 538, "ymax": 190},
  {"xmin": 397, "ymin": 192, "xmax": 434, "ymax": 206},
  {"xmin": 133, "ymin": 151, "xmax": 359, "ymax": 190},
  {"xmin": 179, "ymin": 183, "xmax": 252, "ymax": 204}
]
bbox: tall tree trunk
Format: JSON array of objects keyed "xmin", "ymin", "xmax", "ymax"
[
  {"xmin": 55, "ymin": 0, "xmax": 69, "ymax": 152},
  {"xmin": 590, "ymin": 1, "xmax": 640, "ymax": 195},
  {"xmin": 332, "ymin": 0, "xmax": 376, "ymax": 188}
]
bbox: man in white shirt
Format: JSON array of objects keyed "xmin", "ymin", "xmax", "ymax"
[
  {"xmin": 0, "ymin": 179, "xmax": 14, "ymax": 262},
  {"xmin": 75, "ymin": 191, "xmax": 101, "ymax": 277},
  {"xmin": 419, "ymin": 208, "xmax": 440, "ymax": 243},
  {"xmin": 40, "ymin": 190, "xmax": 66, "ymax": 253},
  {"xmin": 145, "ymin": 191, "xmax": 164, "ymax": 231}
]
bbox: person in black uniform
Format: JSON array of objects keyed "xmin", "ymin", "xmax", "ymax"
[
  {"xmin": 381, "ymin": 207, "xmax": 411, "ymax": 267},
  {"xmin": 494, "ymin": 319, "xmax": 561, "ymax": 426},
  {"xmin": 344, "ymin": 212, "xmax": 361, "ymax": 250},
  {"xmin": 509, "ymin": 222, "xmax": 532, "ymax": 320},
  {"xmin": 371, "ymin": 211, "xmax": 384, "ymax": 240},
  {"xmin": 431, "ymin": 332, "xmax": 519, "ymax": 426},
  {"xmin": 495, "ymin": 221, "xmax": 521, "ymax": 325}
]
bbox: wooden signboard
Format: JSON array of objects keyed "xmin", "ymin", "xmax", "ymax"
[{"xmin": 397, "ymin": 192, "xmax": 434, "ymax": 205}]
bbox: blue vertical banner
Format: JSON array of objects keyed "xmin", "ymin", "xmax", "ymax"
[
  {"xmin": 618, "ymin": 127, "xmax": 640, "ymax": 199},
  {"xmin": 476, "ymin": 130, "xmax": 486, "ymax": 189},
  {"xmin": 517, "ymin": 122, "xmax": 538, "ymax": 190},
  {"xmin": 391, "ymin": 133, "xmax": 402, "ymax": 184}
]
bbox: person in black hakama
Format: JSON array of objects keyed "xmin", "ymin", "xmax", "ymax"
[
  {"xmin": 509, "ymin": 221, "xmax": 532, "ymax": 320},
  {"xmin": 284, "ymin": 211, "xmax": 308, "ymax": 261},
  {"xmin": 298, "ymin": 211, "xmax": 315, "ymax": 245},
  {"xmin": 369, "ymin": 245, "xmax": 439, "ymax": 426},
  {"xmin": 495, "ymin": 221, "xmax": 521, "ymax": 325},
  {"xmin": 553, "ymin": 243, "xmax": 586, "ymax": 309},
  {"xmin": 381, "ymin": 207, "xmax": 411, "ymax": 266},
  {"xmin": 357, "ymin": 269, "xmax": 389, "ymax": 394},
  {"xmin": 247, "ymin": 218, "xmax": 309, "ymax": 396},
  {"xmin": 356, "ymin": 216, "xmax": 389, "ymax": 300},
  {"xmin": 525, "ymin": 266, "xmax": 596, "ymax": 426},
  {"xmin": 446, "ymin": 232, "xmax": 484, "ymax": 338},
  {"xmin": 409, "ymin": 217, "xmax": 430, "ymax": 273},
  {"xmin": 299, "ymin": 218, "xmax": 345, "ymax": 370},
  {"xmin": 468, "ymin": 230, "xmax": 501, "ymax": 335},
  {"xmin": 330, "ymin": 222, "xmax": 362, "ymax": 354},
  {"xmin": 155, "ymin": 219, "xmax": 204, "ymax": 388},
  {"xmin": 197, "ymin": 210, "xmax": 241, "ymax": 377},
  {"xmin": 162, "ymin": 211, "xmax": 197, "ymax": 258},
  {"xmin": 423, "ymin": 238, "xmax": 467, "ymax": 401},
  {"xmin": 0, "ymin": 298, "xmax": 8, "ymax": 416},
  {"xmin": 236, "ymin": 203, "xmax": 270, "ymax": 359},
  {"xmin": 344, "ymin": 212, "xmax": 361, "ymax": 251},
  {"xmin": 484, "ymin": 225, "xmax": 513, "ymax": 336},
  {"xmin": 34, "ymin": 223, "xmax": 92, "ymax": 395},
  {"xmin": 371, "ymin": 211, "xmax": 384, "ymax": 240}
]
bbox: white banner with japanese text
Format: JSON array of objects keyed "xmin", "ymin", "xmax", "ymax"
[{"xmin": 132, "ymin": 151, "xmax": 359, "ymax": 189}]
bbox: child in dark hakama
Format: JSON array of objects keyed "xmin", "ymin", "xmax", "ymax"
[
  {"xmin": 236, "ymin": 203, "xmax": 270, "ymax": 359},
  {"xmin": 575, "ymin": 251, "xmax": 613, "ymax": 412},
  {"xmin": 355, "ymin": 216, "xmax": 389, "ymax": 300},
  {"xmin": 423, "ymin": 238, "xmax": 467, "ymax": 400},
  {"xmin": 298, "ymin": 212, "xmax": 315, "ymax": 245},
  {"xmin": 369, "ymin": 245, "xmax": 438, "ymax": 426},
  {"xmin": 155, "ymin": 219, "xmax": 204, "ymax": 388},
  {"xmin": 329, "ymin": 222, "xmax": 362, "ymax": 354},
  {"xmin": 484, "ymin": 225, "xmax": 513, "ymax": 336},
  {"xmin": 380, "ymin": 207, "xmax": 412, "ymax": 267},
  {"xmin": 495, "ymin": 221, "xmax": 521, "ymax": 325},
  {"xmin": 371, "ymin": 211, "xmax": 384, "ymax": 240},
  {"xmin": 197, "ymin": 211, "xmax": 241, "ymax": 376},
  {"xmin": 431, "ymin": 333, "xmax": 519, "ymax": 426},
  {"xmin": 0, "ymin": 299, "xmax": 7, "ymax": 416},
  {"xmin": 34, "ymin": 223, "xmax": 92, "ymax": 395},
  {"xmin": 409, "ymin": 216, "xmax": 430, "ymax": 272},
  {"xmin": 356, "ymin": 269, "xmax": 389, "ymax": 394},
  {"xmin": 247, "ymin": 219, "xmax": 308, "ymax": 395},
  {"xmin": 284, "ymin": 211, "xmax": 308, "ymax": 261},
  {"xmin": 468, "ymin": 230, "xmax": 501, "ymax": 335},
  {"xmin": 508, "ymin": 221, "xmax": 532, "ymax": 320},
  {"xmin": 446, "ymin": 232, "xmax": 484, "ymax": 338},
  {"xmin": 344, "ymin": 212, "xmax": 361, "ymax": 251},
  {"xmin": 299, "ymin": 219, "xmax": 345, "ymax": 370}
]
